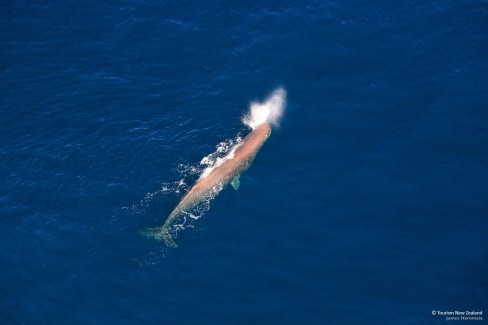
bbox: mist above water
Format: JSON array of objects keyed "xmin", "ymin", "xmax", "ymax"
[{"xmin": 243, "ymin": 88, "xmax": 287, "ymax": 129}]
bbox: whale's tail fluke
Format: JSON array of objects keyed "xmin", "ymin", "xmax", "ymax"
[{"xmin": 139, "ymin": 226, "xmax": 178, "ymax": 248}]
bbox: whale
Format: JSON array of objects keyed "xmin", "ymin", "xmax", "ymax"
[{"xmin": 140, "ymin": 122, "xmax": 272, "ymax": 247}]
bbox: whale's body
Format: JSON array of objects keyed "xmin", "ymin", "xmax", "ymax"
[{"xmin": 141, "ymin": 122, "xmax": 272, "ymax": 247}]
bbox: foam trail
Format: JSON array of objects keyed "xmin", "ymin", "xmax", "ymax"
[{"xmin": 243, "ymin": 88, "xmax": 287, "ymax": 129}]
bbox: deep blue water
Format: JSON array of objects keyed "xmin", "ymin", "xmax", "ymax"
[{"xmin": 1, "ymin": 1, "xmax": 487, "ymax": 323}]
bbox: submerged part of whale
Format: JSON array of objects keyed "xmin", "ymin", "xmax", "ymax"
[
  {"xmin": 231, "ymin": 174, "xmax": 240, "ymax": 190},
  {"xmin": 140, "ymin": 225, "xmax": 177, "ymax": 248}
]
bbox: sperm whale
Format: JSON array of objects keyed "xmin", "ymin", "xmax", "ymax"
[{"xmin": 140, "ymin": 88, "xmax": 286, "ymax": 247}]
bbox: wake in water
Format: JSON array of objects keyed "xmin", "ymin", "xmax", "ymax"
[
  {"xmin": 132, "ymin": 139, "xmax": 240, "ymax": 229},
  {"xmin": 139, "ymin": 88, "xmax": 287, "ymax": 247}
]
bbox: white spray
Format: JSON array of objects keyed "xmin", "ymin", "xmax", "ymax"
[
  {"xmin": 199, "ymin": 88, "xmax": 287, "ymax": 180},
  {"xmin": 243, "ymin": 88, "xmax": 287, "ymax": 129}
]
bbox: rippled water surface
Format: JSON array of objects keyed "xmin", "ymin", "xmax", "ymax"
[{"xmin": 1, "ymin": 1, "xmax": 487, "ymax": 323}]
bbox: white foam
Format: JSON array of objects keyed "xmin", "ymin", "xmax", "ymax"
[
  {"xmin": 243, "ymin": 88, "xmax": 287, "ymax": 129},
  {"xmin": 198, "ymin": 137, "xmax": 242, "ymax": 180}
]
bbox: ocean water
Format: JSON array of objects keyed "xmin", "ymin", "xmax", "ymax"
[{"xmin": 1, "ymin": 0, "xmax": 487, "ymax": 324}]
